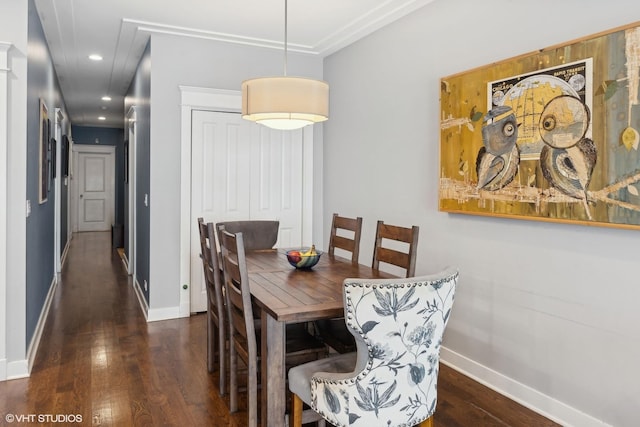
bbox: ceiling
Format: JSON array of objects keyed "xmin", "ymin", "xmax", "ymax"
[{"xmin": 34, "ymin": 0, "xmax": 435, "ymax": 129}]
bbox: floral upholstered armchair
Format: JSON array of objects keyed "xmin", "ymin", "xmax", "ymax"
[{"xmin": 288, "ymin": 269, "xmax": 458, "ymax": 427}]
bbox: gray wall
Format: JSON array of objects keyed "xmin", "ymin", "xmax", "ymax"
[
  {"xmin": 146, "ymin": 33, "xmax": 324, "ymax": 312},
  {"xmin": 25, "ymin": 0, "xmax": 70, "ymax": 348},
  {"xmin": 323, "ymin": 1, "xmax": 640, "ymax": 426}
]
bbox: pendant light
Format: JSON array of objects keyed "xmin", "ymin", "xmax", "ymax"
[{"xmin": 241, "ymin": 0, "xmax": 329, "ymax": 130}]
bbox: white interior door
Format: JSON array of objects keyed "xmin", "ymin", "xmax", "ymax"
[
  {"xmin": 189, "ymin": 110, "xmax": 304, "ymax": 312},
  {"xmin": 76, "ymin": 147, "xmax": 115, "ymax": 232},
  {"xmin": 250, "ymin": 125, "xmax": 303, "ymax": 247}
]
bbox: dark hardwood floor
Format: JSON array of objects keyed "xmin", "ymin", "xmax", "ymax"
[{"xmin": 0, "ymin": 232, "xmax": 561, "ymax": 426}]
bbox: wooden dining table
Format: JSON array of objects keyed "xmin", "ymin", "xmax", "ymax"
[{"xmin": 244, "ymin": 248, "xmax": 394, "ymax": 427}]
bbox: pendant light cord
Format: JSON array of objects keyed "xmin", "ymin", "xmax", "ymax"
[{"xmin": 284, "ymin": 0, "xmax": 288, "ymax": 76}]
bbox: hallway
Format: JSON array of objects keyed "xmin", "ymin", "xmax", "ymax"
[
  {"xmin": 0, "ymin": 232, "xmax": 559, "ymax": 426},
  {"xmin": 0, "ymin": 232, "xmax": 244, "ymax": 426}
]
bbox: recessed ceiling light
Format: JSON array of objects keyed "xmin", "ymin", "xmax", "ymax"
[
  {"xmin": 101, "ymin": 106, "xmax": 108, "ymax": 110},
  {"xmin": 98, "ymin": 116, "xmax": 106, "ymax": 121},
  {"xmin": 89, "ymin": 54, "xmax": 103, "ymax": 61},
  {"xmin": 101, "ymin": 96, "xmax": 111, "ymax": 101}
]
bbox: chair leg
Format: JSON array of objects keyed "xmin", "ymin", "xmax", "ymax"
[
  {"xmin": 218, "ymin": 325, "xmax": 226, "ymax": 396},
  {"xmin": 290, "ymin": 393, "xmax": 303, "ymax": 427},
  {"xmin": 417, "ymin": 415, "xmax": 434, "ymax": 427},
  {"xmin": 207, "ymin": 312, "xmax": 216, "ymax": 372},
  {"xmin": 248, "ymin": 364, "xmax": 258, "ymax": 427},
  {"xmin": 229, "ymin": 342, "xmax": 238, "ymax": 413}
]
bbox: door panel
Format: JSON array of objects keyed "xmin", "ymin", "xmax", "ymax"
[
  {"xmin": 250, "ymin": 126, "xmax": 303, "ymax": 248},
  {"xmin": 191, "ymin": 111, "xmax": 251, "ymax": 312}
]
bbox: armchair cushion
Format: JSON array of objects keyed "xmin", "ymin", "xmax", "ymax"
[{"xmin": 289, "ymin": 352, "xmax": 357, "ymax": 406}]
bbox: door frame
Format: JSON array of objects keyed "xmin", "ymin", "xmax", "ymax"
[
  {"xmin": 53, "ymin": 108, "xmax": 64, "ymax": 276},
  {"xmin": 126, "ymin": 107, "xmax": 137, "ymax": 277},
  {"xmin": 70, "ymin": 144, "xmax": 116, "ymax": 232},
  {"xmin": 178, "ymin": 85, "xmax": 314, "ymax": 316}
]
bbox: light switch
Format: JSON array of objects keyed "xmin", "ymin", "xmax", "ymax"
[
  {"xmin": 144, "ymin": 194, "xmax": 148, "ymax": 206},
  {"xmin": 26, "ymin": 200, "xmax": 31, "ymax": 217}
]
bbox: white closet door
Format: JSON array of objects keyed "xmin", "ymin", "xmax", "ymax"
[
  {"xmin": 190, "ymin": 110, "xmax": 303, "ymax": 312},
  {"xmin": 250, "ymin": 125, "xmax": 303, "ymax": 248}
]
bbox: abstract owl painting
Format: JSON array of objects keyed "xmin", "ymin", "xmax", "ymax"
[
  {"xmin": 440, "ymin": 22, "xmax": 640, "ymax": 229},
  {"xmin": 538, "ymin": 95, "xmax": 597, "ymax": 219},
  {"xmin": 476, "ymin": 106, "xmax": 520, "ymax": 191}
]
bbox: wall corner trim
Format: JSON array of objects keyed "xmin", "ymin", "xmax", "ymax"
[{"xmin": 0, "ymin": 41, "xmax": 12, "ymax": 383}]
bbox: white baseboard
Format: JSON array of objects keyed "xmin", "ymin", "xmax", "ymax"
[
  {"xmin": 121, "ymin": 253, "xmax": 129, "ymax": 271},
  {"xmin": 132, "ymin": 276, "xmax": 149, "ymax": 321},
  {"xmin": 25, "ymin": 275, "xmax": 59, "ymax": 376},
  {"xmin": 4, "ymin": 275, "xmax": 59, "ymax": 381},
  {"xmin": 131, "ymin": 275, "xmax": 181, "ymax": 322},
  {"xmin": 6, "ymin": 359, "xmax": 28, "ymax": 380},
  {"xmin": 440, "ymin": 347, "xmax": 610, "ymax": 427},
  {"xmin": 147, "ymin": 306, "xmax": 181, "ymax": 322},
  {"xmin": 60, "ymin": 238, "xmax": 70, "ymax": 267}
]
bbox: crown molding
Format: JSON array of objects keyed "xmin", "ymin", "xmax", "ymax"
[
  {"xmin": 121, "ymin": 0, "xmax": 436, "ymax": 57},
  {"xmin": 124, "ymin": 19, "xmax": 318, "ymax": 56}
]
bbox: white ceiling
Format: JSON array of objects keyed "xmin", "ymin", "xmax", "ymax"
[{"xmin": 34, "ymin": 0, "xmax": 435, "ymax": 129}]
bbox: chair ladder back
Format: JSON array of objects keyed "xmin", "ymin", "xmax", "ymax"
[
  {"xmin": 222, "ymin": 256, "xmax": 248, "ymax": 342},
  {"xmin": 372, "ymin": 220, "xmax": 420, "ymax": 277},
  {"xmin": 219, "ymin": 230, "xmax": 256, "ymax": 351},
  {"xmin": 199, "ymin": 219, "xmax": 226, "ymax": 313},
  {"xmin": 198, "ymin": 218, "xmax": 213, "ymax": 280},
  {"xmin": 201, "ymin": 223, "xmax": 224, "ymax": 323},
  {"xmin": 328, "ymin": 213, "xmax": 363, "ymax": 263},
  {"xmin": 199, "ymin": 218, "xmax": 229, "ymax": 394},
  {"xmin": 205, "ymin": 223, "xmax": 224, "ymax": 311}
]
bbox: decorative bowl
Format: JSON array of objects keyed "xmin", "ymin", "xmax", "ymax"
[{"xmin": 286, "ymin": 248, "xmax": 322, "ymax": 269}]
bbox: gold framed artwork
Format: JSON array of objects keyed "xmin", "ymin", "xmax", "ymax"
[
  {"xmin": 439, "ymin": 21, "xmax": 640, "ymax": 230},
  {"xmin": 39, "ymin": 98, "xmax": 49, "ymax": 204}
]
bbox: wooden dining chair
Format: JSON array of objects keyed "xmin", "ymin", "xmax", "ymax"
[
  {"xmin": 218, "ymin": 228, "xmax": 326, "ymax": 427},
  {"xmin": 215, "ymin": 220, "xmax": 279, "ymax": 251},
  {"xmin": 327, "ymin": 213, "xmax": 363, "ymax": 263},
  {"xmin": 197, "ymin": 217, "xmax": 227, "ymax": 395},
  {"xmin": 372, "ymin": 220, "xmax": 420, "ymax": 277},
  {"xmin": 315, "ymin": 213, "xmax": 363, "ymax": 354},
  {"xmin": 288, "ymin": 269, "xmax": 459, "ymax": 427}
]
